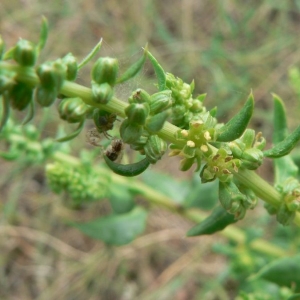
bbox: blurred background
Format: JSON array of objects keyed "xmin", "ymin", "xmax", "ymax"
[{"xmin": 1, "ymin": 1, "xmax": 300, "ymax": 299}]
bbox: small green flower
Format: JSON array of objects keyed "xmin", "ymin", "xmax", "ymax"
[{"xmin": 58, "ymin": 97, "xmax": 88, "ymax": 123}]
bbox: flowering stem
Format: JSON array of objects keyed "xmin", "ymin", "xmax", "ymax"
[{"xmin": 1, "ymin": 61, "xmax": 299, "ymax": 225}]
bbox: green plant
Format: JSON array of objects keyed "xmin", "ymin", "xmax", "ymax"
[{"xmin": 2, "ymin": 18, "xmax": 300, "ymax": 298}]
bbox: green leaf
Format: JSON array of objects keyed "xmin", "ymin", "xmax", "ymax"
[
  {"xmin": 116, "ymin": 45, "xmax": 148, "ymax": 84},
  {"xmin": 78, "ymin": 39, "xmax": 103, "ymax": 70},
  {"xmin": 251, "ymin": 254, "xmax": 300, "ymax": 291},
  {"xmin": 55, "ymin": 119, "xmax": 85, "ymax": 142},
  {"xmin": 272, "ymin": 93, "xmax": 288, "ymax": 144},
  {"xmin": 216, "ymin": 92, "xmax": 254, "ymax": 142},
  {"xmin": 104, "ymin": 155, "xmax": 150, "ymax": 177},
  {"xmin": 287, "ymin": 294, "xmax": 300, "ymax": 300},
  {"xmin": 147, "ymin": 51, "xmax": 166, "ymax": 91},
  {"xmin": 37, "ymin": 16, "xmax": 48, "ymax": 54},
  {"xmin": 263, "ymin": 125, "xmax": 300, "ymax": 158},
  {"xmin": 186, "ymin": 205, "xmax": 236, "ymax": 236},
  {"xmin": 109, "ymin": 185, "xmax": 135, "ymax": 214},
  {"xmin": 70, "ymin": 206, "xmax": 148, "ymax": 246}
]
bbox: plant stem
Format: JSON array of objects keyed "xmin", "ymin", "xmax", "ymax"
[{"xmin": 1, "ymin": 62, "xmax": 299, "ymax": 225}]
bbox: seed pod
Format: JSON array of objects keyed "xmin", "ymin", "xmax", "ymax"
[
  {"xmin": 120, "ymin": 119, "xmax": 143, "ymax": 144},
  {"xmin": 144, "ymin": 135, "xmax": 167, "ymax": 164},
  {"xmin": 104, "ymin": 155, "xmax": 150, "ymax": 177},
  {"xmin": 58, "ymin": 97, "xmax": 88, "ymax": 123},
  {"xmin": 145, "ymin": 111, "xmax": 169, "ymax": 133},
  {"xmin": 128, "ymin": 89, "xmax": 151, "ymax": 104},
  {"xmin": 13, "ymin": 39, "xmax": 37, "ymax": 66},
  {"xmin": 62, "ymin": 53, "xmax": 78, "ymax": 81},
  {"xmin": 10, "ymin": 82, "xmax": 33, "ymax": 110},
  {"xmin": 35, "ymin": 86, "xmax": 57, "ymax": 107},
  {"xmin": 217, "ymin": 93, "xmax": 254, "ymax": 142},
  {"xmin": 92, "ymin": 57, "xmax": 119, "ymax": 86},
  {"xmin": 125, "ymin": 103, "xmax": 150, "ymax": 126},
  {"xmin": 149, "ymin": 90, "xmax": 172, "ymax": 114},
  {"xmin": 91, "ymin": 82, "xmax": 113, "ymax": 104},
  {"xmin": 36, "ymin": 60, "xmax": 66, "ymax": 91}
]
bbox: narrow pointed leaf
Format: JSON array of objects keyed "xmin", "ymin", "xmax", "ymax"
[
  {"xmin": 70, "ymin": 206, "xmax": 148, "ymax": 245},
  {"xmin": 147, "ymin": 51, "xmax": 166, "ymax": 91},
  {"xmin": 78, "ymin": 39, "xmax": 103, "ymax": 70},
  {"xmin": 271, "ymin": 94, "xmax": 298, "ymax": 182},
  {"xmin": 272, "ymin": 93, "xmax": 288, "ymax": 143},
  {"xmin": 22, "ymin": 99, "xmax": 35, "ymax": 125},
  {"xmin": 250, "ymin": 254, "xmax": 300, "ymax": 291},
  {"xmin": 264, "ymin": 125, "xmax": 300, "ymax": 158},
  {"xmin": 217, "ymin": 93, "xmax": 254, "ymax": 142},
  {"xmin": 56, "ymin": 119, "xmax": 84, "ymax": 142},
  {"xmin": 0, "ymin": 94, "xmax": 10, "ymax": 132},
  {"xmin": 186, "ymin": 205, "xmax": 236, "ymax": 236},
  {"xmin": 104, "ymin": 155, "xmax": 150, "ymax": 177},
  {"xmin": 37, "ymin": 16, "xmax": 48, "ymax": 54},
  {"xmin": 116, "ymin": 45, "xmax": 148, "ymax": 84}
]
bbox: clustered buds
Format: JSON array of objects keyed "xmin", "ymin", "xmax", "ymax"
[
  {"xmin": 46, "ymin": 161, "xmax": 109, "ymax": 205},
  {"xmin": 165, "ymin": 72, "xmax": 206, "ymax": 128},
  {"xmin": 91, "ymin": 57, "xmax": 118, "ymax": 104}
]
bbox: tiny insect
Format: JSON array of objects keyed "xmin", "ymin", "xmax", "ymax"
[
  {"xmin": 93, "ymin": 109, "xmax": 117, "ymax": 139},
  {"xmin": 105, "ymin": 139, "xmax": 124, "ymax": 162}
]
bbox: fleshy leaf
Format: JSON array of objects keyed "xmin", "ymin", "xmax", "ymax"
[
  {"xmin": 70, "ymin": 206, "xmax": 148, "ymax": 246},
  {"xmin": 250, "ymin": 254, "xmax": 300, "ymax": 291},
  {"xmin": 263, "ymin": 125, "xmax": 300, "ymax": 158},
  {"xmin": 104, "ymin": 155, "xmax": 150, "ymax": 177},
  {"xmin": 217, "ymin": 93, "xmax": 254, "ymax": 142},
  {"xmin": 147, "ymin": 51, "xmax": 166, "ymax": 91},
  {"xmin": 186, "ymin": 205, "xmax": 236, "ymax": 236}
]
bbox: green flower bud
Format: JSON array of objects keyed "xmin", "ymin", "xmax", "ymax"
[
  {"xmin": 171, "ymin": 105, "xmax": 186, "ymax": 127},
  {"xmin": 58, "ymin": 97, "xmax": 88, "ymax": 123},
  {"xmin": 10, "ymin": 82, "xmax": 33, "ymax": 110},
  {"xmin": 128, "ymin": 89, "xmax": 151, "ymax": 104},
  {"xmin": 241, "ymin": 148, "xmax": 264, "ymax": 170},
  {"xmin": 125, "ymin": 103, "xmax": 150, "ymax": 126},
  {"xmin": 91, "ymin": 82, "xmax": 113, "ymax": 104},
  {"xmin": 62, "ymin": 53, "xmax": 78, "ymax": 81},
  {"xmin": 36, "ymin": 60, "xmax": 66, "ymax": 91},
  {"xmin": 35, "ymin": 86, "xmax": 57, "ymax": 107},
  {"xmin": 0, "ymin": 71, "xmax": 16, "ymax": 94},
  {"xmin": 276, "ymin": 203, "xmax": 295, "ymax": 225},
  {"xmin": 92, "ymin": 57, "xmax": 119, "ymax": 86},
  {"xmin": 286, "ymin": 200, "xmax": 300, "ymax": 212},
  {"xmin": 145, "ymin": 111, "xmax": 169, "ymax": 133},
  {"xmin": 13, "ymin": 39, "xmax": 37, "ymax": 66},
  {"xmin": 130, "ymin": 133, "xmax": 149, "ymax": 151},
  {"xmin": 242, "ymin": 188, "xmax": 258, "ymax": 209},
  {"xmin": 239, "ymin": 129, "xmax": 255, "ymax": 148},
  {"xmin": 229, "ymin": 140, "xmax": 244, "ymax": 158},
  {"xmin": 219, "ymin": 180, "xmax": 247, "ymax": 213},
  {"xmin": 149, "ymin": 90, "xmax": 172, "ymax": 114},
  {"xmin": 93, "ymin": 109, "xmax": 117, "ymax": 136},
  {"xmin": 144, "ymin": 135, "xmax": 167, "ymax": 164},
  {"xmin": 200, "ymin": 164, "xmax": 216, "ymax": 183},
  {"xmin": 180, "ymin": 157, "xmax": 195, "ymax": 171},
  {"xmin": 264, "ymin": 203, "xmax": 277, "ymax": 215},
  {"xmin": 120, "ymin": 119, "xmax": 143, "ymax": 144}
]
